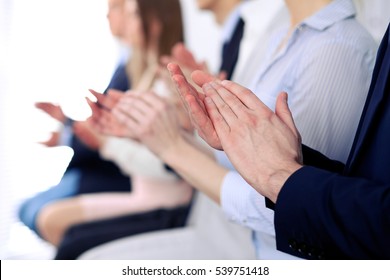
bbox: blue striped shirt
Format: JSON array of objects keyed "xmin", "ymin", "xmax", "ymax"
[
  {"xmin": 250, "ymin": 0, "xmax": 377, "ymax": 162},
  {"xmin": 220, "ymin": 0, "xmax": 378, "ymax": 259}
]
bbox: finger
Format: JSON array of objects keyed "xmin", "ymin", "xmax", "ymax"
[
  {"xmin": 117, "ymin": 93, "xmax": 157, "ymax": 118},
  {"xmin": 86, "ymin": 97, "xmax": 98, "ymax": 111},
  {"xmin": 97, "ymin": 109, "xmax": 115, "ymax": 129},
  {"xmin": 220, "ymin": 80, "xmax": 267, "ymax": 111},
  {"xmin": 86, "ymin": 97, "xmax": 102, "ymax": 120},
  {"xmin": 139, "ymin": 92, "xmax": 165, "ymax": 110},
  {"xmin": 35, "ymin": 102, "xmax": 53, "ymax": 108},
  {"xmin": 275, "ymin": 92, "xmax": 300, "ymax": 138},
  {"xmin": 203, "ymin": 82, "xmax": 238, "ymax": 125},
  {"xmin": 191, "ymin": 70, "xmax": 219, "ymax": 88},
  {"xmin": 107, "ymin": 89, "xmax": 125, "ymax": 102},
  {"xmin": 217, "ymin": 71, "xmax": 227, "ymax": 81},
  {"xmin": 204, "ymin": 96, "xmax": 230, "ymax": 138},
  {"xmin": 167, "ymin": 62, "xmax": 185, "ymax": 78},
  {"xmin": 115, "ymin": 98, "xmax": 149, "ymax": 122},
  {"xmin": 185, "ymin": 93, "xmax": 217, "ymax": 139},
  {"xmin": 208, "ymin": 81, "xmax": 248, "ymax": 119},
  {"xmin": 173, "ymin": 43, "xmax": 199, "ymax": 70},
  {"xmin": 117, "ymin": 109, "xmax": 140, "ymax": 134},
  {"xmin": 89, "ymin": 89, "xmax": 110, "ymax": 109},
  {"xmin": 89, "ymin": 89, "xmax": 118, "ymax": 110},
  {"xmin": 172, "ymin": 74, "xmax": 205, "ymax": 113}
]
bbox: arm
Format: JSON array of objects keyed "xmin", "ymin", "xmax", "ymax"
[
  {"xmin": 200, "ymin": 79, "xmax": 390, "ymax": 259},
  {"xmin": 112, "ymin": 91, "xmax": 228, "ymax": 204},
  {"xmin": 100, "ymin": 136, "xmax": 178, "ymax": 182},
  {"xmin": 275, "ymin": 166, "xmax": 390, "ymax": 259},
  {"xmin": 302, "ymin": 144, "xmax": 345, "ymax": 173}
]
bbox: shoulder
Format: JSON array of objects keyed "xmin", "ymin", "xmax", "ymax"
[{"xmin": 313, "ymin": 18, "xmax": 377, "ymax": 54}]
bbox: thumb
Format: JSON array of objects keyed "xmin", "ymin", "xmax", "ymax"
[{"xmin": 275, "ymin": 92, "xmax": 300, "ymax": 138}]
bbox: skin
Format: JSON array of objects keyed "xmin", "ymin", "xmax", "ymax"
[
  {"xmin": 37, "ymin": 0, "xmax": 195, "ymax": 246},
  {"xmin": 34, "ymin": 0, "xmax": 127, "ymax": 149},
  {"xmin": 168, "ymin": 62, "xmax": 304, "ymax": 203},
  {"xmin": 203, "ymin": 81, "xmax": 303, "ymax": 202},
  {"xmin": 196, "ymin": 0, "xmax": 242, "ymax": 25},
  {"xmin": 107, "ymin": 0, "xmax": 126, "ymax": 38},
  {"xmin": 111, "ymin": 91, "xmax": 227, "ymax": 203},
  {"xmin": 162, "ymin": 0, "xmax": 333, "ymax": 203}
]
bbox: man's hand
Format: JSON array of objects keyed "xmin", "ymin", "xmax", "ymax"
[
  {"xmin": 168, "ymin": 63, "xmax": 223, "ymax": 150},
  {"xmin": 203, "ymin": 80, "xmax": 303, "ymax": 202}
]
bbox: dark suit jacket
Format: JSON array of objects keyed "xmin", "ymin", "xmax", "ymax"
[
  {"xmin": 274, "ymin": 24, "xmax": 390, "ymax": 259},
  {"xmin": 65, "ymin": 62, "xmax": 131, "ymax": 194}
]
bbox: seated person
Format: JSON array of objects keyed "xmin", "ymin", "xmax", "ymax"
[
  {"xmin": 32, "ymin": 0, "xmax": 193, "ymax": 253},
  {"xmin": 18, "ymin": 0, "xmax": 131, "ymax": 238}
]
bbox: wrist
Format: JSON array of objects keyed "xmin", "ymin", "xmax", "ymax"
[
  {"xmin": 264, "ymin": 163, "xmax": 303, "ymax": 203},
  {"xmin": 160, "ymin": 135, "xmax": 189, "ymax": 167}
]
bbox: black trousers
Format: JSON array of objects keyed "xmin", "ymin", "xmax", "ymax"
[{"xmin": 55, "ymin": 205, "xmax": 191, "ymax": 260}]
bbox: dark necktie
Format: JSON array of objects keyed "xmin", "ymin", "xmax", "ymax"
[{"xmin": 219, "ymin": 17, "xmax": 245, "ymax": 80}]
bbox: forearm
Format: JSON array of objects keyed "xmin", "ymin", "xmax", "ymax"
[
  {"xmin": 275, "ymin": 166, "xmax": 390, "ymax": 259},
  {"xmin": 101, "ymin": 137, "xmax": 177, "ymax": 181},
  {"xmin": 161, "ymin": 136, "xmax": 228, "ymax": 204}
]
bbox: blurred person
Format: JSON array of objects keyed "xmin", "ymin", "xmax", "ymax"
[
  {"xmin": 53, "ymin": 0, "xmax": 280, "ymax": 260},
  {"xmin": 18, "ymin": 0, "xmax": 132, "ymax": 239},
  {"xmin": 37, "ymin": 0, "xmax": 193, "ymax": 255}
]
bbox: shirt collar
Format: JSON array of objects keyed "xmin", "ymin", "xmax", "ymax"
[{"xmin": 302, "ymin": 0, "xmax": 356, "ymax": 31}]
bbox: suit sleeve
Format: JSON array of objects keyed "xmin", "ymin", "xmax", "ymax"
[
  {"xmin": 265, "ymin": 145, "xmax": 345, "ymax": 210},
  {"xmin": 274, "ymin": 166, "xmax": 390, "ymax": 259},
  {"xmin": 301, "ymin": 144, "xmax": 345, "ymax": 172}
]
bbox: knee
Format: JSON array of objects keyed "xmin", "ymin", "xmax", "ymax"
[{"xmin": 36, "ymin": 203, "xmax": 65, "ymax": 246}]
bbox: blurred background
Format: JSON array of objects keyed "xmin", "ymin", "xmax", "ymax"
[
  {"xmin": 0, "ymin": 0, "xmax": 389, "ymax": 259},
  {"xmin": 0, "ymin": 0, "xmax": 220, "ymax": 259}
]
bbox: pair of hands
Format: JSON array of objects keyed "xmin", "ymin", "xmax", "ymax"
[
  {"xmin": 85, "ymin": 88, "xmax": 186, "ymax": 159},
  {"xmin": 35, "ymin": 101, "xmax": 105, "ymax": 150},
  {"xmin": 168, "ymin": 63, "xmax": 303, "ymax": 202},
  {"xmin": 80, "ymin": 43, "xmax": 212, "ymax": 156}
]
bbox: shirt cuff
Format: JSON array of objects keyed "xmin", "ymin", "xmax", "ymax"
[{"xmin": 220, "ymin": 171, "xmax": 275, "ymax": 235}]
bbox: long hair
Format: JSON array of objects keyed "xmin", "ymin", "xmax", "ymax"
[{"xmin": 127, "ymin": 0, "xmax": 184, "ymax": 87}]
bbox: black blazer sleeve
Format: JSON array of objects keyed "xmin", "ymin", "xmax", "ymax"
[
  {"xmin": 274, "ymin": 24, "xmax": 390, "ymax": 259},
  {"xmin": 265, "ymin": 145, "xmax": 345, "ymax": 210},
  {"xmin": 274, "ymin": 166, "xmax": 390, "ymax": 259},
  {"xmin": 301, "ymin": 144, "xmax": 345, "ymax": 173}
]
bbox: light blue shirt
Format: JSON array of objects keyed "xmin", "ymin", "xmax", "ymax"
[{"xmin": 219, "ymin": 0, "xmax": 377, "ymax": 259}]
